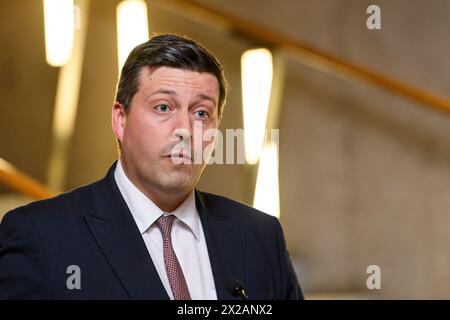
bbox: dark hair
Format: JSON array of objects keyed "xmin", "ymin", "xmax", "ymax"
[{"xmin": 115, "ymin": 34, "xmax": 228, "ymax": 118}]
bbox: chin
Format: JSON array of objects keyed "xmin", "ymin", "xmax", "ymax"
[{"xmin": 157, "ymin": 173, "xmax": 196, "ymax": 193}]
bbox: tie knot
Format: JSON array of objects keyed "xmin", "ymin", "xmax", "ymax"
[{"xmin": 156, "ymin": 215, "xmax": 176, "ymax": 238}]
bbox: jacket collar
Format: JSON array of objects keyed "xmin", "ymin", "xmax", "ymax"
[
  {"xmin": 195, "ymin": 190, "xmax": 246, "ymax": 299},
  {"xmin": 85, "ymin": 162, "xmax": 168, "ymax": 299}
]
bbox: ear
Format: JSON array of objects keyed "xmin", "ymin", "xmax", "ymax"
[{"xmin": 112, "ymin": 102, "xmax": 126, "ymax": 144}]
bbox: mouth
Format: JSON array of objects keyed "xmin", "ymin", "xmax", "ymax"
[{"xmin": 164, "ymin": 153, "xmax": 192, "ymax": 164}]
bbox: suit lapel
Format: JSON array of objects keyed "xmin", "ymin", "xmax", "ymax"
[
  {"xmin": 195, "ymin": 190, "xmax": 246, "ymax": 300},
  {"xmin": 84, "ymin": 163, "xmax": 169, "ymax": 300}
]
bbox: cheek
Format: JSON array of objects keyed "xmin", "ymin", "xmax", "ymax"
[
  {"xmin": 199, "ymin": 126, "xmax": 218, "ymax": 150},
  {"xmin": 125, "ymin": 120, "xmax": 171, "ymax": 156},
  {"xmin": 122, "ymin": 117, "xmax": 145, "ymax": 149},
  {"xmin": 200, "ymin": 136, "xmax": 215, "ymax": 150}
]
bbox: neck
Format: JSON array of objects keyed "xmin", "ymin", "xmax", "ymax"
[{"xmin": 145, "ymin": 188, "xmax": 191, "ymax": 213}]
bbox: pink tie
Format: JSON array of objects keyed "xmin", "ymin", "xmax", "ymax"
[{"xmin": 156, "ymin": 215, "xmax": 192, "ymax": 300}]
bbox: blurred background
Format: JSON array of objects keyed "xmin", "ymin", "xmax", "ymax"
[{"xmin": 2, "ymin": 0, "xmax": 450, "ymax": 299}]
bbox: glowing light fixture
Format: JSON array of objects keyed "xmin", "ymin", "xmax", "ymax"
[
  {"xmin": 241, "ymin": 48, "xmax": 273, "ymax": 164},
  {"xmin": 253, "ymin": 142, "xmax": 280, "ymax": 218},
  {"xmin": 116, "ymin": 0, "xmax": 149, "ymax": 72},
  {"xmin": 43, "ymin": 0, "xmax": 75, "ymax": 67}
]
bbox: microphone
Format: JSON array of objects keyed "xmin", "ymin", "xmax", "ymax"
[{"xmin": 225, "ymin": 278, "xmax": 249, "ymax": 300}]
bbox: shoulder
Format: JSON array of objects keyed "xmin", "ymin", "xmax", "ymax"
[
  {"xmin": 1, "ymin": 181, "xmax": 96, "ymax": 228},
  {"xmin": 196, "ymin": 190, "xmax": 282, "ymax": 233}
]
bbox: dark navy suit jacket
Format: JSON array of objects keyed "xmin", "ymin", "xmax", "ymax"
[{"xmin": 0, "ymin": 163, "xmax": 302, "ymax": 299}]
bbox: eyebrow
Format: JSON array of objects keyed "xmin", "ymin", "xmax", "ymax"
[
  {"xmin": 147, "ymin": 89, "xmax": 217, "ymax": 106},
  {"xmin": 196, "ymin": 93, "xmax": 217, "ymax": 106},
  {"xmin": 148, "ymin": 89, "xmax": 178, "ymax": 98}
]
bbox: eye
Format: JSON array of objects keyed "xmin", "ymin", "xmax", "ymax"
[
  {"xmin": 195, "ymin": 110, "xmax": 209, "ymax": 119},
  {"xmin": 155, "ymin": 104, "xmax": 170, "ymax": 113}
]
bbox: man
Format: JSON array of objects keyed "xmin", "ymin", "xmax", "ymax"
[{"xmin": 0, "ymin": 34, "xmax": 302, "ymax": 299}]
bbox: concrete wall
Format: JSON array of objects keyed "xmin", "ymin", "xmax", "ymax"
[
  {"xmin": 0, "ymin": 0, "xmax": 57, "ymax": 191},
  {"xmin": 198, "ymin": 0, "xmax": 450, "ymax": 298}
]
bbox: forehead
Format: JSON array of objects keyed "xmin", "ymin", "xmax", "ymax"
[{"xmin": 137, "ymin": 66, "xmax": 219, "ymax": 102}]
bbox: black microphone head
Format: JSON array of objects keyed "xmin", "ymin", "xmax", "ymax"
[{"xmin": 225, "ymin": 278, "xmax": 245, "ymax": 297}]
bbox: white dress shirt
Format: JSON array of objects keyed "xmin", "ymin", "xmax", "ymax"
[{"xmin": 114, "ymin": 159, "xmax": 217, "ymax": 300}]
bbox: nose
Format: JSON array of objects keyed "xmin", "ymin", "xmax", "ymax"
[{"xmin": 172, "ymin": 110, "xmax": 192, "ymax": 142}]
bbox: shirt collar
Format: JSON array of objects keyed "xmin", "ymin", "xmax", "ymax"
[
  {"xmin": 168, "ymin": 190, "xmax": 199, "ymax": 240},
  {"xmin": 114, "ymin": 159, "xmax": 200, "ymax": 240}
]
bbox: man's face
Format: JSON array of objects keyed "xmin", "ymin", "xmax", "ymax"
[{"xmin": 113, "ymin": 66, "xmax": 220, "ymax": 196}]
